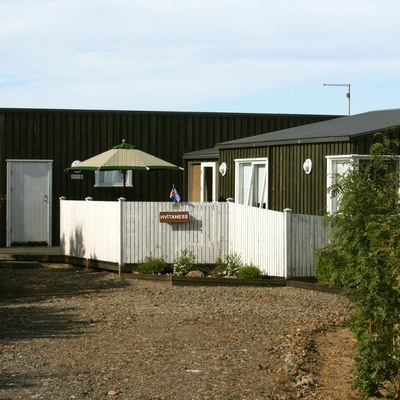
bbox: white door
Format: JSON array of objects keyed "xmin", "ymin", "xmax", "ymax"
[{"xmin": 6, "ymin": 160, "xmax": 53, "ymax": 246}]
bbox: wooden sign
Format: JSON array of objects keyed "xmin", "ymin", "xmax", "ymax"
[{"xmin": 160, "ymin": 211, "xmax": 190, "ymax": 223}]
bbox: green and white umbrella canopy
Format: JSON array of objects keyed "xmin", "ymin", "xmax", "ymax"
[{"xmin": 67, "ymin": 140, "xmax": 179, "ymax": 171}]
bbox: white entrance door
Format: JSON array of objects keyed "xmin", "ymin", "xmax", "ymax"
[{"xmin": 6, "ymin": 160, "xmax": 53, "ymax": 246}]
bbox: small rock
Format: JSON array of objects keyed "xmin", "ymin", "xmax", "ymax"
[
  {"xmin": 185, "ymin": 270, "xmax": 205, "ymax": 277},
  {"xmin": 296, "ymin": 375, "xmax": 315, "ymax": 387}
]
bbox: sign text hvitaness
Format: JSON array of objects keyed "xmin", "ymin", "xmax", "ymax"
[{"xmin": 160, "ymin": 211, "xmax": 189, "ymax": 223}]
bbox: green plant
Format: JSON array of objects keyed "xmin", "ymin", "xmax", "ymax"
[
  {"xmin": 315, "ymin": 246, "xmax": 346, "ymax": 287},
  {"xmin": 216, "ymin": 252, "xmax": 243, "ymax": 277},
  {"xmin": 173, "ymin": 248, "xmax": 197, "ymax": 276},
  {"xmin": 237, "ymin": 265, "xmax": 262, "ymax": 279},
  {"xmin": 324, "ymin": 133, "xmax": 400, "ymax": 397},
  {"xmin": 136, "ymin": 256, "xmax": 167, "ymax": 275}
]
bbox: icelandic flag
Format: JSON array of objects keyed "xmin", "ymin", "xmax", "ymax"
[{"xmin": 170, "ymin": 185, "xmax": 181, "ymax": 203}]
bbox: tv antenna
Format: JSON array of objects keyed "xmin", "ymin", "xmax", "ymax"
[{"xmin": 323, "ymin": 83, "xmax": 351, "ymax": 115}]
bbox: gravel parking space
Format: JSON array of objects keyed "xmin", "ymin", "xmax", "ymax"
[{"xmin": 0, "ymin": 264, "xmax": 350, "ymax": 400}]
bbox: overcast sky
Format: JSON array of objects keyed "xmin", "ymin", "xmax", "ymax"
[{"xmin": 1, "ymin": 0, "xmax": 399, "ymax": 116}]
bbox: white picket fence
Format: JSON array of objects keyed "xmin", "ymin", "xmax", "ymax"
[{"xmin": 59, "ymin": 199, "xmax": 328, "ymax": 278}]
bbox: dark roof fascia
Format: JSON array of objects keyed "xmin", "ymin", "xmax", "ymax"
[
  {"xmin": 217, "ymin": 135, "xmax": 352, "ymax": 149},
  {"xmin": 183, "ymin": 153, "xmax": 219, "ymax": 161},
  {"xmin": 183, "ymin": 147, "xmax": 219, "ymax": 160},
  {"xmin": 0, "ymin": 107, "xmax": 340, "ymax": 119}
]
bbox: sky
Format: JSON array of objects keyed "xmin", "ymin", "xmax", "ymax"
[{"xmin": 1, "ymin": 0, "xmax": 400, "ymax": 116}]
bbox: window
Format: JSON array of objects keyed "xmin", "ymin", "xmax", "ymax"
[
  {"xmin": 326, "ymin": 156, "xmax": 353, "ymax": 214},
  {"xmin": 326, "ymin": 155, "xmax": 400, "ymax": 213},
  {"xmin": 95, "ymin": 170, "xmax": 133, "ymax": 187},
  {"xmin": 235, "ymin": 158, "xmax": 268, "ymax": 208}
]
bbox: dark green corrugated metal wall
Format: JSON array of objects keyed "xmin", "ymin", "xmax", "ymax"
[
  {"xmin": 0, "ymin": 108, "xmax": 337, "ymax": 245},
  {"xmin": 219, "ymin": 141, "xmax": 353, "ymax": 215},
  {"xmin": 218, "ymin": 147, "xmax": 269, "ymax": 202},
  {"xmin": 269, "ymin": 141, "xmax": 353, "ymax": 214}
]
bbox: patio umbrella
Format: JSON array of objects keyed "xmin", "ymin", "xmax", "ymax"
[{"xmin": 66, "ymin": 139, "xmax": 180, "ymax": 186}]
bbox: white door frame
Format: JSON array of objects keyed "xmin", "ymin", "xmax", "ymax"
[
  {"xmin": 200, "ymin": 162, "xmax": 216, "ymax": 202},
  {"xmin": 6, "ymin": 159, "xmax": 53, "ymax": 247}
]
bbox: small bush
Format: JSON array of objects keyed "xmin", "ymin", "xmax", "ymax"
[
  {"xmin": 136, "ymin": 256, "xmax": 167, "ymax": 275},
  {"xmin": 173, "ymin": 248, "xmax": 197, "ymax": 276},
  {"xmin": 315, "ymin": 247, "xmax": 345, "ymax": 287},
  {"xmin": 215, "ymin": 252, "xmax": 243, "ymax": 277},
  {"xmin": 237, "ymin": 265, "xmax": 262, "ymax": 279}
]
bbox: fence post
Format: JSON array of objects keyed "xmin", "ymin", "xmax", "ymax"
[
  {"xmin": 283, "ymin": 208, "xmax": 292, "ymax": 279},
  {"xmin": 226, "ymin": 202, "xmax": 231, "ymax": 257},
  {"xmin": 84, "ymin": 197, "xmax": 93, "ymax": 268},
  {"xmin": 118, "ymin": 198, "xmax": 126, "ymax": 277},
  {"xmin": 59, "ymin": 197, "xmax": 66, "ymax": 254}
]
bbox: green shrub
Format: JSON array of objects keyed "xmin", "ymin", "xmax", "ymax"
[
  {"xmin": 215, "ymin": 252, "xmax": 243, "ymax": 277},
  {"xmin": 136, "ymin": 256, "xmax": 167, "ymax": 275},
  {"xmin": 315, "ymin": 246, "xmax": 346, "ymax": 287},
  {"xmin": 173, "ymin": 248, "xmax": 197, "ymax": 276},
  {"xmin": 323, "ymin": 134, "xmax": 400, "ymax": 396},
  {"xmin": 237, "ymin": 265, "xmax": 262, "ymax": 279}
]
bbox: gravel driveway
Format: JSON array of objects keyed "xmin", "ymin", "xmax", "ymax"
[{"xmin": 0, "ymin": 264, "xmax": 349, "ymax": 400}]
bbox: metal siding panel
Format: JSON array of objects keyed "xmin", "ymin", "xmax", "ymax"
[{"xmin": 227, "ymin": 141, "xmax": 357, "ymax": 215}]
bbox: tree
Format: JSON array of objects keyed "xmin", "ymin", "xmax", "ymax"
[{"xmin": 318, "ymin": 134, "xmax": 400, "ymax": 398}]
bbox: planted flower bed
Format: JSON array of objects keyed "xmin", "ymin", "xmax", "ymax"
[{"xmin": 130, "ymin": 273, "xmax": 286, "ymax": 287}]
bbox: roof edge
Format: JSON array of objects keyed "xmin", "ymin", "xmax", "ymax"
[{"xmin": 217, "ymin": 136, "xmax": 352, "ymax": 149}]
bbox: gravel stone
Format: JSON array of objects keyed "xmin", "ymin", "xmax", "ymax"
[{"xmin": 0, "ymin": 263, "xmax": 349, "ymax": 399}]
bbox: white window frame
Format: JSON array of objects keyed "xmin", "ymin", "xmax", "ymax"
[
  {"xmin": 326, "ymin": 154, "xmax": 400, "ymax": 213},
  {"xmin": 95, "ymin": 170, "xmax": 133, "ymax": 187},
  {"xmin": 234, "ymin": 158, "xmax": 268, "ymax": 208}
]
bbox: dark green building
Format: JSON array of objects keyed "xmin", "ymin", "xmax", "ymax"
[
  {"xmin": 0, "ymin": 108, "xmax": 337, "ymax": 246},
  {"xmin": 184, "ymin": 109, "xmax": 400, "ymax": 216}
]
